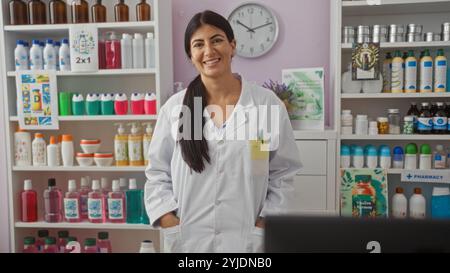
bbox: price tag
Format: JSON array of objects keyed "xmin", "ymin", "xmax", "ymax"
[{"xmin": 70, "ymin": 24, "xmax": 98, "ymax": 72}]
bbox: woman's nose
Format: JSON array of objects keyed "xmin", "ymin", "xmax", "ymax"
[{"xmin": 204, "ymin": 42, "xmax": 215, "ymax": 55}]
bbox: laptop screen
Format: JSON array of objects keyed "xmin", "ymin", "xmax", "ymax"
[{"xmin": 265, "ymin": 216, "xmax": 450, "ymax": 253}]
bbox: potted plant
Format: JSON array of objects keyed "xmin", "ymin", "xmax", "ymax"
[{"xmin": 262, "ymin": 79, "xmax": 297, "ymax": 116}]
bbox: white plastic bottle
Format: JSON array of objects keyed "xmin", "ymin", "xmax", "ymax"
[
  {"xmin": 139, "ymin": 240, "xmax": 156, "ymax": 253},
  {"xmin": 354, "ymin": 115, "xmax": 368, "ymax": 135},
  {"xmin": 410, "ymin": 187, "xmax": 426, "ymax": 219},
  {"xmin": 133, "ymin": 33, "xmax": 145, "ymax": 69},
  {"xmin": 32, "ymin": 133, "xmax": 46, "ymax": 166},
  {"xmin": 433, "ymin": 144, "xmax": 447, "ymax": 169},
  {"xmin": 14, "ymin": 128, "xmax": 32, "ymax": 166},
  {"xmin": 404, "ymin": 50, "xmax": 417, "ymax": 93},
  {"xmin": 121, "ymin": 33, "xmax": 133, "ymax": 69},
  {"xmin": 419, "ymin": 49, "xmax": 433, "ymax": 93},
  {"xmin": 30, "ymin": 39, "xmax": 43, "ymax": 70},
  {"xmin": 145, "ymin": 32, "xmax": 155, "ymax": 69},
  {"xmin": 15, "ymin": 40, "xmax": 29, "ymax": 71},
  {"xmin": 391, "ymin": 51, "xmax": 404, "ymax": 93},
  {"xmin": 352, "ymin": 146, "xmax": 364, "ymax": 168},
  {"xmin": 59, "ymin": 38, "xmax": 71, "ymax": 71},
  {"xmin": 341, "ymin": 110, "xmax": 353, "ymax": 135},
  {"xmin": 61, "ymin": 134, "xmax": 74, "ymax": 167},
  {"xmin": 392, "ymin": 187, "xmax": 407, "ymax": 219},
  {"xmin": 54, "ymin": 41, "xmax": 61, "ymax": 71},
  {"xmin": 434, "ymin": 49, "xmax": 447, "ymax": 92},
  {"xmin": 47, "ymin": 136, "xmax": 59, "ymax": 167},
  {"xmin": 43, "ymin": 39, "xmax": 56, "ymax": 70}
]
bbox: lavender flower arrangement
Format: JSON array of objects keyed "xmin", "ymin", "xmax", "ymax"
[{"xmin": 262, "ymin": 79, "xmax": 296, "ymax": 114}]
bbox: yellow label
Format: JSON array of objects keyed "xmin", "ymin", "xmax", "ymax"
[{"xmin": 250, "ymin": 140, "xmax": 269, "ymax": 160}]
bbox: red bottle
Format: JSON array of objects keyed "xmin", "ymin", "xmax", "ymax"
[
  {"xmin": 57, "ymin": 230, "xmax": 69, "ymax": 253},
  {"xmin": 20, "ymin": 179, "xmax": 38, "ymax": 222},
  {"xmin": 43, "ymin": 237, "xmax": 58, "ymax": 253},
  {"xmin": 23, "ymin": 237, "xmax": 38, "ymax": 253},
  {"xmin": 105, "ymin": 32, "xmax": 121, "ymax": 69},
  {"xmin": 97, "ymin": 232, "xmax": 112, "ymax": 253},
  {"xmin": 36, "ymin": 229, "xmax": 49, "ymax": 252}
]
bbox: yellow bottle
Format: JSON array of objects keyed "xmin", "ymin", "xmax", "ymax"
[
  {"xmin": 404, "ymin": 50, "xmax": 417, "ymax": 93},
  {"xmin": 142, "ymin": 123, "xmax": 153, "ymax": 166},
  {"xmin": 114, "ymin": 123, "xmax": 129, "ymax": 166},
  {"xmin": 128, "ymin": 123, "xmax": 144, "ymax": 166},
  {"xmin": 434, "ymin": 49, "xmax": 447, "ymax": 92},
  {"xmin": 390, "ymin": 51, "xmax": 404, "ymax": 93},
  {"xmin": 419, "ymin": 49, "xmax": 433, "ymax": 93}
]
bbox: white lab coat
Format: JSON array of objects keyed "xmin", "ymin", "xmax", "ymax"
[{"xmin": 144, "ymin": 78, "xmax": 302, "ymax": 253}]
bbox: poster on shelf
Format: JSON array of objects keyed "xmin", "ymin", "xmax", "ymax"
[
  {"xmin": 340, "ymin": 168, "xmax": 388, "ymax": 218},
  {"xmin": 69, "ymin": 24, "xmax": 98, "ymax": 72},
  {"xmin": 352, "ymin": 42, "xmax": 380, "ymax": 80},
  {"xmin": 16, "ymin": 70, "xmax": 59, "ymax": 130},
  {"xmin": 281, "ymin": 67, "xmax": 324, "ymax": 130}
]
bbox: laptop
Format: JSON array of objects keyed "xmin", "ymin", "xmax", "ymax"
[{"xmin": 265, "ymin": 215, "xmax": 450, "ymax": 253}]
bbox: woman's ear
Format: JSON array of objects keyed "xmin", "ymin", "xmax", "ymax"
[{"xmin": 231, "ymin": 39, "xmax": 237, "ymax": 58}]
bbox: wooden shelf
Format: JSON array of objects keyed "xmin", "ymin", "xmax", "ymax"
[
  {"xmin": 341, "ymin": 92, "xmax": 450, "ymax": 99},
  {"xmin": 12, "ymin": 166, "xmax": 146, "ymax": 172},
  {"xmin": 342, "ymin": 0, "xmax": 450, "ymax": 16},
  {"xmin": 15, "ymin": 221, "xmax": 156, "ymax": 230},
  {"xmin": 341, "ymin": 135, "xmax": 450, "ymax": 140},
  {"xmin": 10, "ymin": 115, "xmax": 157, "ymax": 122},
  {"xmin": 7, "ymin": 69, "xmax": 156, "ymax": 77}
]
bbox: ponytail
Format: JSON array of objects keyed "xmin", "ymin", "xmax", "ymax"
[{"xmin": 179, "ymin": 75, "xmax": 210, "ymax": 173}]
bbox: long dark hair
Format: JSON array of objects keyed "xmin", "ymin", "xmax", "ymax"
[{"xmin": 180, "ymin": 10, "xmax": 235, "ymax": 173}]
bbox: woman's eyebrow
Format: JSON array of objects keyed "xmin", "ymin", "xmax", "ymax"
[{"xmin": 191, "ymin": 33, "xmax": 225, "ymax": 45}]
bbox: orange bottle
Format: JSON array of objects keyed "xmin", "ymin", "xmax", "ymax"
[
  {"xmin": 115, "ymin": 0, "xmax": 129, "ymax": 22},
  {"xmin": 28, "ymin": 0, "xmax": 47, "ymax": 25},
  {"xmin": 9, "ymin": 0, "xmax": 28, "ymax": 25},
  {"xmin": 71, "ymin": 0, "xmax": 89, "ymax": 23},
  {"xmin": 92, "ymin": 0, "xmax": 107, "ymax": 23},
  {"xmin": 136, "ymin": 0, "xmax": 151, "ymax": 21},
  {"xmin": 49, "ymin": 0, "xmax": 67, "ymax": 24}
]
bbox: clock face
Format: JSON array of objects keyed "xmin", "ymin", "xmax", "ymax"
[{"xmin": 228, "ymin": 3, "xmax": 279, "ymax": 58}]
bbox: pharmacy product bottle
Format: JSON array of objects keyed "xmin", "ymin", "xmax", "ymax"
[
  {"xmin": 9, "ymin": 0, "xmax": 28, "ymax": 25},
  {"xmin": 21, "ymin": 179, "xmax": 37, "ymax": 222},
  {"xmin": 139, "ymin": 240, "xmax": 156, "ymax": 253},
  {"xmin": 79, "ymin": 177, "xmax": 90, "ymax": 220},
  {"xmin": 47, "ymin": 136, "xmax": 58, "ymax": 166},
  {"xmin": 128, "ymin": 123, "xmax": 144, "ymax": 166},
  {"xmin": 354, "ymin": 115, "xmax": 368, "ymax": 135},
  {"xmin": 404, "ymin": 143, "xmax": 418, "ymax": 170},
  {"xmin": 434, "ymin": 49, "xmax": 447, "ymax": 92},
  {"xmin": 53, "ymin": 41, "xmax": 60, "ymax": 71},
  {"xmin": 127, "ymin": 179, "xmax": 143, "ymax": 223},
  {"xmin": 61, "ymin": 134, "xmax": 74, "ymax": 167},
  {"xmin": 143, "ymin": 123, "xmax": 153, "ymax": 165},
  {"xmin": 97, "ymin": 232, "xmax": 112, "ymax": 253},
  {"xmin": 144, "ymin": 93, "xmax": 157, "ymax": 115},
  {"xmin": 44, "ymin": 178, "xmax": 63, "ymax": 223},
  {"xmin": 352, "ymin": 146, "xmax": 364, "ymax": 169},
  {"xmin": 407, "ymin": 102, "xmax": 420, "ymax": 133},
  {"xmin": 15, "ymin": 40, "xmax": 28, "ymax": 71},
  {"xmin": 121, "ymin": 33, "xmax": 133, "ymax": 69},
  {"xmin": 404, "ymin": 50, "xmax": 417, "ymax": 93},
  {"xmin": 351, "ymin": 175, "xmax": 376, "ymax": 218},
  {"xmin": 114, "ymin": 93, "xmax": 128, "ymax": 115},
  {"xmin": 114, "ymin": 123, "xmax": 129, "ymax": 166},
  {"xmin": 115, "ymin": 0, "xmax": 129, "ymax": 22},
  {"xmin": 71, "ymin": 0, "xmax": 89, "ymax": 23},
  {"xmin": 43, "ymin": 237, "xmax": 58, "ymax": 253},
  {"xmin": 368, "ymin": 121, "xmax": 378, "ymax": 135},
  {"xmin": 433, "ymin": 145, "xmax": 447, "ymax": 169},
  {"xmin": 108, "ymin": 179, "xmax": 126, "ymax": 223},
  {"xmin": 382, "ymin": 52, "xmax": 392, "ymax": 93},
  {"xmin": 433, "ymin": 102, "xmax": 448, "ymax": 134},
  {"xmin": 341, "ymin": 110, "xmax": 353, "ymax": 135},
  {"xmin": 131, "ymin": 93, "xmax": 145, "ymax": 115},
  {"xmin": 340, "ymin": 145, "xmax": 351, "ymax": 168},
  {"xmin": 57, "ymin": 230, "xmax": 69, "ymax": 253},
  {"xmin": 420, "ymin": 49, "xmax": 433, "ymax": 93},
  {"xmin": 133, "ymin": 33, "xmax": 145, "ymax": 69},
  {"xmin": 23, "ymin": 237, "xmax": 38, "ymax": 253},
  {"xmin": 65, "ymin": 237, "xmax": 80, "ymax": 253},
  {"xmin": 366, "ymin": 146, "xmax": 378, "ymax": 168},
  {"xmin": 30, "ymin": 39, "xmax": 43, "ymax": 70},
  {"xmin": 392, "ymin": 187, "xmax": 407, "ymax": 219},
  {"xmin": 59, "ymin": 38, "xmax": 71, "ymax": 71},
  {"xmin": 49, "ymin": 0, "xmax": 67, "ymax": 24},
  {"xmin": 91, "ymin": 0, "xmax": 106, "ymax": 23},
  {"xmin": 36, "ymin": 230, "xmax": 49, "ymax": 252},
  {"xmin": 119, "ymin": 178, "xmax": 128, "ymax": 191},
  {"xmin": 98, "ymin": 34, "xmax": 106, "ymax": 69},
  {"xmin": 84, "ymin": 238, "xmax": 97, "ymax": 253},
  {"xmin": 410, "ymin": 187, "xmax": 426, "ymax": 219},
  {"xmin": 379, "ymin": 146, "xmax": 391, "ymax": 169},
  {"xmin": 43, "ymin": 39, "xmax": 56, "ymax": 70},
  {"xmin": 88, "ymin": 180, "xmax": 106, "ymax": 223},
  {"xmin": 28, "ymin": 0, "xmax": 47, "ymax": 24},
  {"xmin": 14, "ymin": 128, "xmax": 32, "ymax": 166},
  {"xmin": 392, "ymin": 146, "xmax": 404, "ymax": 169},
  {"xmin": 145, "ymin": 32, "xmax": 155, "ymax": 68},
  {"xmin": 419, "ymin": 144, "xmax": 432, "ymax": 170},
  {"xmin": 431, "ymin": 187, "xmax": 450, "ymax": 219},
  {"xmin": 417, "ymin": 102, "xmax": 433, "ymax": 134},
  {"xmin": 391, "ymin": 50, "xmax": 404, "ymax": 93},
  {"xmin": 64, "ymin": 179, "xmax": 81, "ymax": 223},
  {"xmin": 137, "ymin": 0, "xmax": 151, "ymax": 21},
  {"xmin": 105, "ymin": 32, "xmax": 122, "ymax": 69},
  {"xmin": 101, "ymin": 177, "xmax": 110, "ymax": 219},
  {"xmin": 32, "ymin": 133, "xmax": 46, "ymax": 166}
]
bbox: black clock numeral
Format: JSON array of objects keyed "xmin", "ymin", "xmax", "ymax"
[
  {"xmin": 240, "ymin": 44, "xmax": 245, "ymax": 50},
  {"xmin": 250, "ymin": 47, "xmax": 254, "ymax": 55},
  {"xmin": 266, "ymin": 18, "xmax": 271, "ymax": 23},
  {"xmin": 260, "ymin": 10, "xmax": 263, "ymax": 16},
  {"xmin": 260, "ymin": 44, "xmax": 265, "ymax": 51},
  {"xmin": 239, "ymin": 12, "xmax": 244, "ymax": 17},
  {"xmin": 266, "ymin": 37, "xmax": 271, "ymax": 42},
  {"xmin": 248, "ymin": 7, "xmax": 254, "ymax": 14},
  {"xmin": 269, "ymin": 26, "xmax": 274, "ymax": 32}
]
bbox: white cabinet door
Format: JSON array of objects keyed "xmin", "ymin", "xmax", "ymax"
[
  {"xmin": 295, "ymin": 141, "xmax": 327, "ymax": 175},
  {"xmin": 291, "ymin": 175, "xmax": 327, "ymax": 211}
]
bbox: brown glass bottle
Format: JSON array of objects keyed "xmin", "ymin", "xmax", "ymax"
[
  {"xmin": 136, "ymin": 0, "xmax": 151, "ymax": 21},
  {"xmin": 49, "ymin": 0, "xmax": 67, "ymax": 24},
  {"xmin": 9, "ymin": 0, "xmax": 28, "ymax": 25},
  {"xmin": 28, "ymin": 0, "xmax": 47, "ymax": 25},
  {"xmin": 115, "ymin": 0, "xmax": 129, "ymax": 22},
  {"xmin": 92, "ymin": 0, "xmax": 107, "ymax": 23},
  {"xmin": 71, "ymin": 0, "xmax": 89, "ymax": 23}
]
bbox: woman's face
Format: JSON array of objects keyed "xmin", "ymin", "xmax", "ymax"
[{"xmin": 190, "ymin": 24, "xmax": 236, "ymax": 79}]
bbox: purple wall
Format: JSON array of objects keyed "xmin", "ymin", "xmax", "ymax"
[{"xmin": 172, "ymin": 0, "xmax": 331, "ymax": 125}]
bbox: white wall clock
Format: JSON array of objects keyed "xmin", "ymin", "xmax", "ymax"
[{"xmin": 228, "ymin": 3, "xmax": 279, "ymax": 58}]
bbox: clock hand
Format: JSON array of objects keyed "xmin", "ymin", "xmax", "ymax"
[
  {"xmin": 248, "ymin": 22, "xmax": 273, "ymax": 32},
  {"xmin": 236, "ymin": 20, "xmax": 255, "ymax": 33}
]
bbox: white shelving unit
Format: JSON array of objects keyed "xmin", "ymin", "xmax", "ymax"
[
  {"xmin": 0, "ymin": 0, "xmax": 173, "ymax": 253},
  {"xmin": 333, "ymin": 0, "xmax": 450, "ymax": 214}
]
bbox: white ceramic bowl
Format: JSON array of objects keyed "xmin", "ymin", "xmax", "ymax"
[
  {"xmin": 76, "ymin": 154, "xmax": 94, "ymax": 167},
  {"xmin": 80, "ymin": 139, "xmax": 101, "ymax": 154},
  {"xmin": 94, "ymin": 153, "xmax": 113, "ymax": 167}
]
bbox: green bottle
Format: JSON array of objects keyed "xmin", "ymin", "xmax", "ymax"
[{"xmin": 126, "ymin": 178, "xmax": 144, "ymax": 224}]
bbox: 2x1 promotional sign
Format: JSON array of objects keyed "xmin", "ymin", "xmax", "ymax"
[{"xmin": 70, "ymin": 24, "xmax": 98, "ymax": 72}]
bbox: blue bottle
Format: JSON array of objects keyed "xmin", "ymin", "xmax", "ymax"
[
  {"xmin": 392, "ymin": 146, "xmax": 404, "ymax": 169},
  {"xmin": 431, "ymin": 187, "xmax": 450, "ymax": 219}
]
